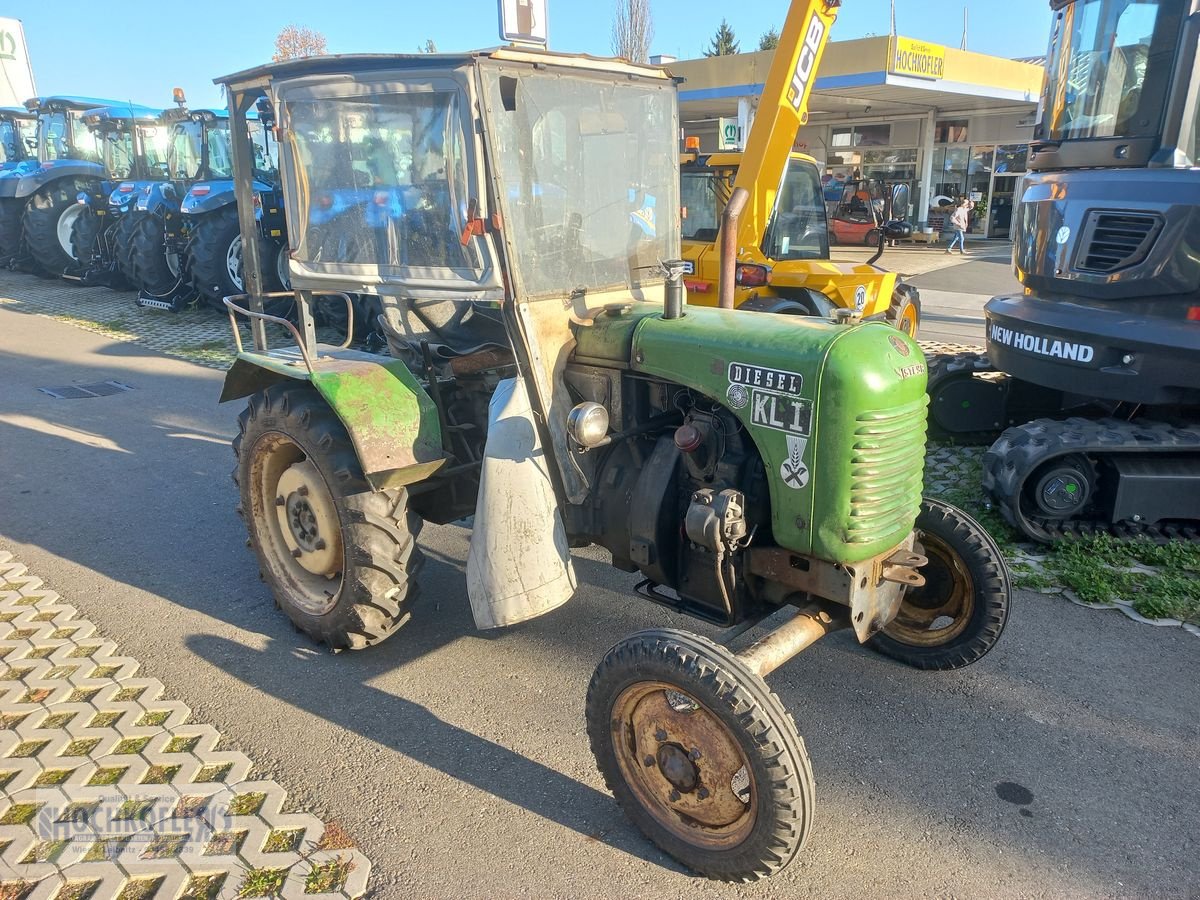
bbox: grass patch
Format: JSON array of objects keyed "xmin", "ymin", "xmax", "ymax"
[
  {"xmin": 141, "ymin": 764, "xmax": 181, "ymax": 785},
  {"xmin": 49, "ymin": 626, "xmax": 80, "ymax": 639},
  {"xmin": 32, "ymin": 768, "xmax": 74, "ymax": 787},
  {"xmin": 44, "ymin": 665, "xmax": 78, "ymax": 679},
  {"xmin": 67, "ymin": 644, "xmax": 101, "ymax": 658},
  {"xmin": 0, "ymin": 803, "xmax": 42, "ymax": 826},
  {"xmin": 90, "ymin": 664, "xmax": 122, "ymax": 679},
  {"xmin": 112, "ymin": 686, "xmax": 147, "ymax": 703},
  {"xmin": 24, "ymin": 645, "xmax": 55, "ymax": 659},
  {"xmin": 56, "ymin": 801, "xmax": 99, "ymax": 825},
  {"xmin": 67, "ymin": 687, "xmax": 101, "ymax": 703},
  {"xmin": 237, "ymin": 868, "xmax": 287, "ymax": 898},
  {"xmin": 0, "ymin": 666, "xmax": 33, "ymax": 681},
  {"xmin": 9, "ymin": 739, "xmax": 49, "ymax": 758},
  {"xmin": 87, "ymin": 766, "xmax": 128, "ymax": 786},
  {"xmin": 226, "ymin": 791, "xmax": 266, "ymax": 816},
  {"xmin": 20, "ymin": 838, "xmax": 69, "ymax": 864},
  {"xmin": 51, "ymin": 880, "xmax": 100, "ymax": 900},
  {"xmin": 116, "ymin": 876, "xmax": 165, "ymax": 900},
  {"xmin": 114, "ymin": 798, "xmax": 155, "ymax": 823},
  {"xmin": 262, "ymin": 828, "xmax": 302, "ymax": 853},
  {"xmin": 52, "ymin": 314, "xmax": 135, "ymax": 341},
  {"xmin": 164, "ymin": 735, "xmax": 200, "ymax": 754},
  {"xmin": 304, "ymin": 857, "xmax": 355, "ymax": 894},
  {"xmin": 0, "ymin": 771, "xmax": 17, "ymax": 790},
  {"xmin": 0, "ymin": 712, "xmax": 28, "ymax": 729},
  {"xmin": 173, "ymin": 795, "xmax": 209, "ymax": 819},
  {"xmin": 194, "ymin": 762, "xmax": 233, "ymax": 784},
  {"xmin": 82, "ymin": 835, "xmax": 131, "ymax": 862},
  {"xmin": 112, "ymin": 736, "xmax": 151, "ymax": 755},
  {"xmin": 0, "ymin": 880, "xmax": 34, "ymax": 900},
  {"xmin": 204, "ymin": 830, "xmax": 248, "ymax": 856},
  {"xmin": 178, "ymin": 874, "xmax": 227, "ymax": 900},
  {"xmin": 17, "ymin": 688, "xmax": 51, "ymax": 704},
  {"xmin": 140, "ymin": 833, "xmax": 188, "ymax": 859},
  {"xmin": 136, "ymin": 710, "xmax": 171, "ymax": 727},
  {"xmin": 62, "ymin": 738, "xmax": 102, "ymax": 757},
  {"xmin": 87, "ymin": 710, "xmax": 123, "ymax": 729},
  {"xmin": 315, "ymin": 821, "xmax": 355, "ymax": 850}
]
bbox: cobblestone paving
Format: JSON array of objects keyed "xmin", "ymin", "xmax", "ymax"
[{"xmin": 0, "ymin": 552, "xmax": 371, "ymax": 899}]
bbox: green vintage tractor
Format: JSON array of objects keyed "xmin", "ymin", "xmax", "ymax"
[{"xmin": 215, "ymin": 49, "xmax": 1010, "ymax": 881}]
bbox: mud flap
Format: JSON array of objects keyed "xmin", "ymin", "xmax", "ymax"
[{"xmin": 466, "ymin": 378, "xmax": 577, "ymax": 629}]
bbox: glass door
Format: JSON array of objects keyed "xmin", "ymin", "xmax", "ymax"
[{"xmin": 988, "ymin": 174, "xmax": 1020, "ymax": 239}]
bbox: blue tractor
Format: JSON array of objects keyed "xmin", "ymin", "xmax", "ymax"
[
  {"xmin": 0, "ymin": 107, "xmax": 37, "ymax": 264},
  {"xmin": 0, "ymin": 96, "xmax": 124, "ymax": 276},
  {"xmin": 130, "ymin": 93, "xmax": 288, "ymax": 310},
  {"xmin": 68, "ymin": 103, "xmax": 167, "ymax": 287}
]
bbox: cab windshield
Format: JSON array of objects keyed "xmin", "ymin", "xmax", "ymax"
[
  {"xmin": 206, "ymin": 125, "xmax": 234, "ymax": 178},
  {"xmin": 137, "ymin": 124, "xmax": 169, "ymax": 177},
  {"xmin": 38, "ymin": 112, "xmax": 100, "ymax": 163},
  {"xmin": 169, "ymin": 120, "xmax": 205, "ymax": 180},
  {"xmin": 481, "ymin": 66, "xmax": 678, "ymax": 298},
  {"xmin": 680, "ymin": 170, "xmax": 722, "ymax": 242},
  {"xmin": 1039, "ymin": 0, "xmax": 1182, "ymax": 141},
  {"xmin": 762, "ymin": 158, "xmax": 828, "ymax": 261},
  {"xmin": 0, "ymin": 120, "xmax": 21, "ymax": 162}
]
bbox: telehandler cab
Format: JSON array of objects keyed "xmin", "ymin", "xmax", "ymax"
[
  {"xmin": 678, "ymin": 0, "xmax": 921, "ymax": 335},
  {"xmin": 216, "ymin": 48, "xmax": 1009, "ymax": 881}
]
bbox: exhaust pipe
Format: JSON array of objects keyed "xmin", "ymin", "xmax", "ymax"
[{"xmin": 718, "ymin": 187, "xmax": 748, "ymax": 310}]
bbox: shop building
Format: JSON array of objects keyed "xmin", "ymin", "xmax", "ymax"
[{"xmin": 666, "ymin": 36, "xmax": 1045, "ymax": 238}]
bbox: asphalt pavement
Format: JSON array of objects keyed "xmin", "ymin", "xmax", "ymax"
[{"xmin": 0, "ymin": 276, "xmax": 1197, "ymax": 899}]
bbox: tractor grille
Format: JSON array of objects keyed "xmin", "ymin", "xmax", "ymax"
[
  {"xmin": 845, "ymin": 396, "xmax": 927, "ymax": 544},
  {"xmin": 1076, "ymin": 211, "xmax": 1161, "ymax": 274}
]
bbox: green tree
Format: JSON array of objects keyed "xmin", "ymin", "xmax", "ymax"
[
  {"xmin": 704, "ymin": 19, "xmax": 739, "ymax": 57},
  {"xmin": 419, "ymin": 39, "xmax": 437, "ymax": 53},
  {"xmin": 758, "ymin": 27, "xmax": 780, "ymax": 50}
]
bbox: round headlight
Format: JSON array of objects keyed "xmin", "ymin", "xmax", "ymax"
[{"xmin": 567, "ymin": 402, "xmax": 610, "ymax": 449}]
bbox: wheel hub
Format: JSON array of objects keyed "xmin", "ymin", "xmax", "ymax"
[
  {"xmin": 1038, "ymin": 471, "xmax": 1087, "ymax": 513},
  {"xmin": 273, "ymin": 460, "xmax": 340, "ymax": 577},
  {"xmin": 227, "ymin": 234, "xmax": 244, "ymax": 290},
  {"xmin": 656, "ymin": 743, "xmax": 699, "ymax": 794}
]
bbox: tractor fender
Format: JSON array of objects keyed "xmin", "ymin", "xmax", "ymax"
[
  {"xmin": 12, "ymin": 161, "xmax": 105, "ymax": 199},
  {"xmin": 181, "ymin": 179, "xmax": 271, "ymax": 216},
  {"xmin": 136, "ymin": 182, "xmax": 180, "ymax": 214},
  {"xmin": 465, "ymin": 377, "xmax": 576, "ymax": 629},
  {"xmin": 0, "ymin": 161, "xmax": 41, "ymax": 198},
  {"xmin": 221, "ymin": 352, "xmax": 446, "ymax": 490},
  {"xmin": 740, "ymin": 290, "xmax": 836, "ymax": 318}
]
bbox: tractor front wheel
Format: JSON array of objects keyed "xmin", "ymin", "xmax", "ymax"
[
  {"xmin": 22, "ymin": 179, "xmax": 92, "ymax": 275},
  {"xmin": 586, "ymin": 629, "xmax": 814, "ymax": 881},
  {"xmin": 885, "ymin": 286, "xmax": 921, "ymax": 336},
  {"xmin": 234, "ymin": 383, "xmax": 424, "ymax": 650},
  {"xmin": 68, "ymin": 206, "xmax": 102, "ymax": 277},
  {"xmin": 867, "ymin": 498, "xmax": 1010, "ymax": 670},
  {"xmin": 113, "ymin": 211, "xmax": 143, "ymax": 284},
  {"xmin": 0, "ymin": 197, "xmax": 25, "ymax": 265}
]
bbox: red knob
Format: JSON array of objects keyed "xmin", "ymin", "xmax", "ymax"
[{"xmin": 674, "ymin": 423, "xmax": 703, "ymax": 453}]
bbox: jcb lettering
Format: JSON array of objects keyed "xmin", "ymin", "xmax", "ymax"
[{"xmin": 788, "ymin": 15, "xmax": 826, "ymax": 111}]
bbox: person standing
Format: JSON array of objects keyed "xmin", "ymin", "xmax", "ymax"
[{"xmin": 946, "ymin": 198, "xmax": 971, "ymax": 254}]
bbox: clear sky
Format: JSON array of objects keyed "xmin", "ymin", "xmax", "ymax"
[{"xmin": 18, "ymin": 0, "xmax": 1054, "ymax": 109}]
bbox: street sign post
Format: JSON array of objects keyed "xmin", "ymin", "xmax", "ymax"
[{"xmin": 498, "ymin": 0, "xmax": 548, "ymax": 46}]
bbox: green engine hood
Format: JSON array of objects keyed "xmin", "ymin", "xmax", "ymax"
[{"xmin": 577, "ymin": 305, "xmax": 929, "ymax": 564}]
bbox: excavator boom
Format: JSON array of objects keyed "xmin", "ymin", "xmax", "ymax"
[{"xmin": 730, "ymin": 0, "xmax": 840, "ymax": 251}]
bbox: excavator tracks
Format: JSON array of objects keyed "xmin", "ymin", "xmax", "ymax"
[
  {"xmin": 983, "ymin": 416, "xmax": 1200, "ymax": 543},
  {"xmin": 923, "ymin": 349, "xmax": 1007, "ymax": 445}
]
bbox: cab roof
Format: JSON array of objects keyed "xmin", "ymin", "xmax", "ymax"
[
  {"xmin": 24, "ymin": 95, "xmax": 130, "ymax": 113},
  {"xmin": 0, "ymin": 106, "xmax": 35, "ymax": 120},
  {"xmin": 82, "ymin": 104, "xmax": 164, "ymax": 125},
  {"xmin": 216, "ymin": 48, "xmax": 672, "ymax": 89}
]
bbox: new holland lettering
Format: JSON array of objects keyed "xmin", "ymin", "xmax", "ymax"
[
  {"xmin": 989, "ymin": 323, "xmax": 1095, "ymax": 363},
  {"xmin": 788, "ymin": 15, "xmax": 825, "ymax": 111}
]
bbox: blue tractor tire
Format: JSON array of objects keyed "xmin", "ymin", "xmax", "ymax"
[
  {"xmin": 0, "ymin": 198, "xmax": 24, "ymax": 266},
  {"xmin": 186, "ymin": 204, "xmax": 284, "ymax": 310},
  {"xmin": 23, "ymin": 178, "xmax": 96, "ymax": 276}
]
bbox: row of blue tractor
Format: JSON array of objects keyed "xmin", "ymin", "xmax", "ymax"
[{"xmin": 0, "ymin": 91, "xmax": 290, "ymax": 312}]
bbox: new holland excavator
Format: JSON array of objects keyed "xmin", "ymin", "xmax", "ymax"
[
  {"xmin": 679, "ymin": 0, "xmax": 921, "ymax": 335},
  {"xmin": 929, "ymin": 0, "xmax": 1200, "ymax": 543}
]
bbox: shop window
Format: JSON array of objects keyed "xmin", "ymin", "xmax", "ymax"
[
  {"xmin": 831, "ymin": 126, "xmax": 853, "ymax": 148},
  {"xmin": 969, "ymin": 146, "xmax": 994, "ymax": 175},
  {"xmin": 854, "ymin": 123, "xmax": 891, "ymax": 146},
  {"xmin": 935, "ymin": 118, "xmax": 968, "ymax": 143},
  {"xmin": 994, "ymin": 144, "xmax": 1028, "ymax": 174}
]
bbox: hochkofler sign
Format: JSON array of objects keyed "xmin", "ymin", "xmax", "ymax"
[{"xmin": 890, "ymin": 36, "xmax": 945, "ymax": 80}]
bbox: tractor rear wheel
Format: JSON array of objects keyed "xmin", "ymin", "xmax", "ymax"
[
  {"xmin": 113, "ymin": 212, "xmax": 142, "ymax": 284},
  {"xmin": 23, "ymin": 179, "xmax": 92, "ymax": 275},
  {"xmin": 587, "ymin": 628, "xmax": 814, "ymax": 881},
  {"xmin": 0, "ymin": 197, "xmax": 25, "ymax": 265},
  {"xmin": 233, "ymin": 382, "xmax": 424, "ymax": 650},
  {"xmin": 129, "ymin": 211, "xmax": 184, "ymax": 297},
  {"xmin": 187, "ymin": 204, "xmax": 282, "ymax": 309},
  {"xmin": 867, "ymin": 498, "xmax": 1010, "ymax": 670}
]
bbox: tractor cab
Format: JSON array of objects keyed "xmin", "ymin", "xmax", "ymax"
[
  {"xmin": 27, "ymin": 96, "xmax": 113, "ymax": 165},
  {"xmin": 0, "ymin": 107, "xmax": 36, "ymax": 168}
]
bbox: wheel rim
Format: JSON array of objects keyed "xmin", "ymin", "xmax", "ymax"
[
  {"xmin": 884, "ymin": 531, "xmax": 973, "ymax": 646},
  {"xmin": 227, "ymin": 234, "xmax": 244, "ymax": 291},
  {"xmin": 251, "ymin": 434, "xmax": 343, "ymax": 616},
  {"xmin": 58, "ymin": 204, "xmax": 83, "ymax": 258},
  {"xmin": 609, "ymin": 681, "xmax": 756, "ymax": 849},
  {"xmin": 896, "ymin": 302, "xmax": 918, "ymax": 336}
]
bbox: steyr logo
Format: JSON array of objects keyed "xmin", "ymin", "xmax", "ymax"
[
  {"xmin": 787, "ymin": 15, "xmax": 825, "ymax": 113},
  {"xmin": 0, "ymin": 31, "xmax": 16, "ymax": 61}
]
